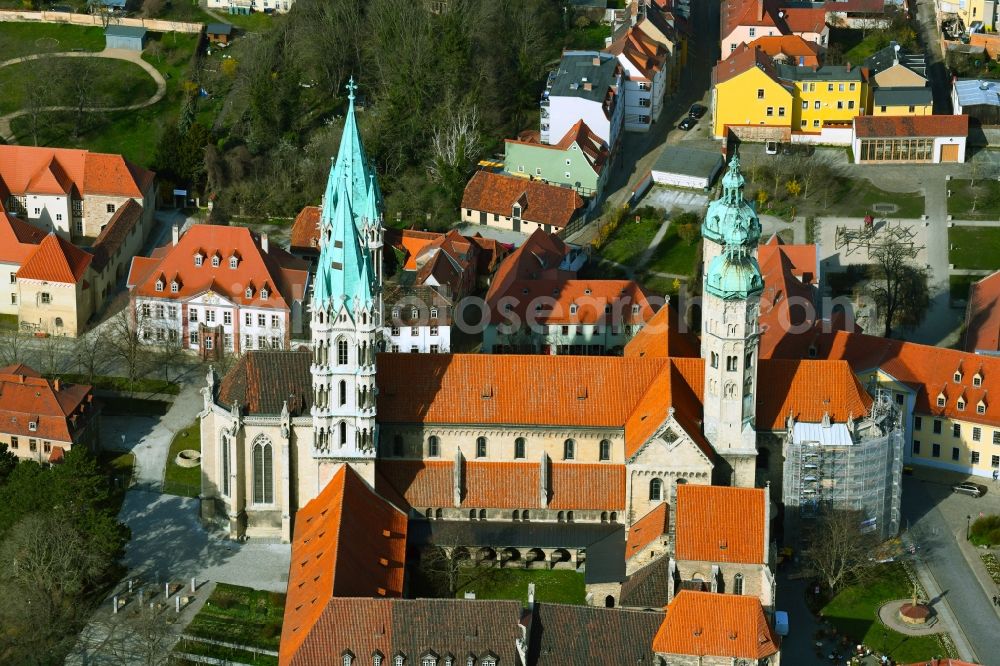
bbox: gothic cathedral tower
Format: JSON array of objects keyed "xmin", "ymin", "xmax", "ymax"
[
  {"xmin": 700, "ymin": 155, "xmax": 763, "ymax": 488},
  {"xmin": 310, "ymin": 79, "xmax": 384, "ymax": 488}
]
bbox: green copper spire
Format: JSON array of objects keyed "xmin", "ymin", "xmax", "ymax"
[
  {"xmin": 703, "ymin": 153, "xmax": 761, "ymax": 247},
  {"xmin": 706, "ymin": 246, "xmax": 764, "ymax": 300},
  {"xmin": 314, "ymin": 169, "xmax": 375, "ymax": 310},
  {"xmin": 323, "ymin": 77, "xmax": 380, "ymax": 226}
]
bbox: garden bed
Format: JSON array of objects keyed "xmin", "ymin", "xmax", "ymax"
[
  {"xmin": 185, "ymin": 583, "xmax": 285, "ymax": 652},
  {"xmin": 981, "ymin": 552, "xmax": 1000, "ymax": 585}
]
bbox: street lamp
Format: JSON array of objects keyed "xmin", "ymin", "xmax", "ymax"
[{"xmin": 967, "ymin": 514, "xmax": 972, "ymax": 541}]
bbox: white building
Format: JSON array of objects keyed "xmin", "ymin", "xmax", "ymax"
[
  {"xmin": 541, "ymin": 52, "xmax": 626, "ymax": 162},
  {"xmin": 385, "ymin": 284, "xmax": 452, "ymax": 354},
  {"xmin": 127, "ymin": 224, "xmax": 310, "ymax": 358},
  {"xmin": 607, "ymin": 26, "xmax": 669, "ymax": 132},
  {"xmin": 206, "ymin": 0, "xmax": 290, "ymax": 14}
]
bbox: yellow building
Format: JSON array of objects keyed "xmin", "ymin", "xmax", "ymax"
[
  {"xmin": 872, "ymin": 88, "xmax": 933, "ymax": 116},
  {"xmin": 712, "ymin": 44, "xmax": 868, "ymax": 138}
]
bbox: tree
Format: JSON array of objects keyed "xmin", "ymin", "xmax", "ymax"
[
  {"xmin": 785, "ymin": 179, "xmax": 802, "ymax": 197},
  {"xmin": 72, "ymin": 329, "xmax": 112, "ymax": 382},
  {"xmin": 0, "ymin": 325, "xmax": 29, "ymax": 366},
  {"xmin": 60, "ymin": 58, "xmax": 100, "ymax": 139},
  {"xmin": 140, "ymin": 0, "xmax": 166, "ymax": 18},
  {"xmin": 801, "ymin": 508, "xmax": 879, "ymax": 592},
  {"xmin": 427, "ymin": 105, "xmax": 483, "ymax": 205},
  {"xmin": 74, "ymin": 590, "xmax": 174, "ymax": 666},
  {"xmin": 866, "ymin": 226, "xmax": 929, "ymax": 337},
  {"xmin": 18, "ymin": 57, "xmax": 59, "ymax": 146},
  {"xmin": 104, "ymin": 308, "xmax": 151, "ymax": 391},
  {"xmin": 0, "ymin": 443, "xmax": 16, "ymax": 485},
  {"xmin": 419, "ymin": 545, "xmax": 470, "ymax": 597},
  {"xmin": 37, "ymin": 333, "xmax": 69, "ymax": 377}
]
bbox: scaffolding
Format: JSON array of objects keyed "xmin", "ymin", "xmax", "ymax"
[
  {"xmin": 783, "ymin": 389, "xmax": 904, "ymax": 542},
  {"xmin": 834, "ymin": 219, "xmax": 923, "ymax": 259}
]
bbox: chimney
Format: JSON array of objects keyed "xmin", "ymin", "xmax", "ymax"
[
  {"xmin": 172, "ymin": 224, "xmax": 179, "ymax": 246},
  {"xmin": 260, "ymin": 232, "xmax": 269, "ymax": 254},
  {"xmin": 845, "ymin": 62, "xmax": 851, "ymax": 72},
  {"xmin": 583, "ymin": 82, "xmax": 593, "ymax": 91},
  {"xmin": 592, "ymin": 56, "xmax": 600, "ymax": 66},
  {"xmin": 54, "ymin": 378, "xmax": 60, "ymax": 392}
]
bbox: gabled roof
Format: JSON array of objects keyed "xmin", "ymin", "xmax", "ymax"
[
  {"xmin": 504, "ymin": 120, "xmax": 610, "ymax": 176},
  {"xmin": 485, "ymin": 229, "xmax": 576, "ymax": 303},
  {"xmin": 0, "ymin": 206, "xmax": 46, "ymax": 265},
  {"xmin": 721, "ymin": 0, "xmax": 826, "ymax": 40},
  {"xmin": 607, "ymin": 25, "xmax": 668, "ymax": 79},
  {"xmin": 757, "ymin": 237, "xmax": 823, "ymax": 359},
  {"xmin": 0, "ymin": 145, "xmax": 153, "ymax": 199},
  {"xmin": 624, "ymin": 305, "xmax": 700, "ymax": 359},
  {"xmin": 747, "ymin": 34, "xmax": 822, "ymax": 66},
  {"xmin": 965, "ymin": 270, "xmax": 1000, "ymax": 352},
  {"xmin": 620, "ymin": 556, "xmax": 672, "ymax": 609},
  {"xmin": 756, "ymin": 359, "xmax": 873, "ymax": 429},
  {"xmin": 486, "ymin": 278, "xmax": 658, "ymax": 326},
  {"xmin": 128, "ymin": 224, "xmax": 309, "ymax": 309},
  {"xmin": 675, "ymin": 485, "xmax": 765, "ymax": 563},
  {"xmin": 90, "ymin": 198, "xmax": 144, "ymax": 271},
  {"xmin": 854, "ymin": 115, "xmax": 969, "ymax": 138},
  {"xmin": 0, "ymin": 364, "xmax": 95, "ymax": 442},
  {"xmin": 713, "ymin": 43, "xmax": 782, "ymax": 87},
  {"xmin": 290, "ymin": 205, "xmax": 321, "ymax": 253},
  {"xmin": 626, "ymin": 503, "xmax": 669, "ymax": 559},
  {"xmin": 528, "ymin": 603, "xmax": 663, "ymax": 664},
  {"xmin": 279, "ymin": 464, "xmax": 407, "ymax": 665},
  {"xmin": 954, "ymin": 78, "xmax": 1000, "ymax": 108},
  {"xmin": 17, "ymin": 232, "xmax": 92, "ymax": 284},
  {"xmin": 218, "ymin": 350, "xmax": 313, "ymax": 416},
  {"xmin": 461, "ymin": 171, "xmax": 584, "ymax": 230},
  {"xmin": 653, "ymin": 591, "xmax": 779, "ymax": 659}
]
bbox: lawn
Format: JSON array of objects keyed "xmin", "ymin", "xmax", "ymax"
[
  {"xmin": 163, "ymin": 421, "xmax": 201, "ymax": 498},
  {"xmin": 947, "ymin": 178, "xmax": 1000, "ymax": 220},
  {"xmin": 10, "ymin": 31, "xmax": 200, "ymax": 167},
  {"xmin": 829, "ymin": 27, "xmax": 898, "ymax": 66},
  {"xmin": 565, "ymin": 22, "xmax": 612, "ymax": 50},
  {"xmin": 600, "ymin": 215, "xmax": 662, "ymax": 267},
  {"xmin": 949, "ymin": 274, "xmax": 976, "ymax": 304},
  {"xmin": 0, "ymin": 23, "xmax": 104, "ymax": 60},
  {"xmin": 645, "ymin": 224, "xmax": 700, "ymax": 277},
  {"xmin": 222, "ymin": 11, "xmax": 278, "ymax": 31},
  {"xmin": 185, "ymin": 583, "xmax": 286, "ymax": 651},
  {"xmin": 949, "ymin": 226, "xmax": 1000, "ymax": 270},
  {"xmin": 0, "ymin": 313, "xmax": 17, "ymax": 330},
  {"xmin": 820, "ymin": 562, "xmax": 950, "ymax": 663},
  {"xmin": 835, "ymin": 179, "xmax": 926, "ymax": 219},
  {"xmin": 0, "ymin": 58, "xmax": 158, "ymax": 115},
  {"xmin": 454, "ymin": 567, "xmax": 586, "ymax": 605}
]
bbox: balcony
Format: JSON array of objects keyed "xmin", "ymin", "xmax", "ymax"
[{"xmin": 539, "ymin": 97, "xmax": 549, "ymax": 108}]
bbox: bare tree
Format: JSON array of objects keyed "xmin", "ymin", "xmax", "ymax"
[
  {"xmin": 75, "ymin": 595, "xmax": 174, "ymax": 666},
  {"xmin": 104, "ymin": 308, "xmax": 152, "ymax": 391},
  {"xmin": 155, "ymin": 329, "xmax": 189, "ymax": 384},
  {"xmin": 419, "ymin": 545, "xmax": 471, "ymax": 597},
  {"xmin": 72, "ymin": 329, "xmax": 112, "ymax": 382},
  {"xmin": 60, "ymin": 58, "xmax": 100, "ymax": 139},
  {"xmin": 866, "ymin": 227, "xmax": 928, "ymax": 337},
  {"xmin": 37, "ymin": 333, "xmax": 69, "ymax": 377},
  {"xmin": 427, "ymin": 105, "xmax": 483, "ymax": 184},
  {"xmin": 18, "ymin": 57, "xmax": 59, "ymax": 146},
  {"xmin": 0, "ymin": 325, "xmax": 29, "ymax": 366},
  {"xmin": 801, "ymin": 508, "xmax": 879, "ymax": 592}
]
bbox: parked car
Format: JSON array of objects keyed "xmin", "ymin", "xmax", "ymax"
[
  {"xmin": 952, "ymin": 482, "xmax": 987, "ymax": 497},
  {"xmin": 765, "ymin": 140, "xmax": 778, "ymax": 155},
  {"xmin": 688, "ymin": 103, "xmax": 707, "ymax": 118},
  {"xmin": 678, "ymin": 117, "xmax": 697, "ymax": 131}
]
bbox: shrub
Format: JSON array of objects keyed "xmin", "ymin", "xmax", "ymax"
[
  {"xmin": 971, "ymin": 514, "xmax": 1000, "ymax": 545},
  {"xmin": 259, "ymin": 621, "xmax": 282, "ymax": 640}
]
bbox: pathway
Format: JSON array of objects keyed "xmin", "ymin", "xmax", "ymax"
[
  {"xmin": 198, "ymin": 0, "xmax": 231, "ymax": 24},
  {"xmin": 0, "ymin": 47, "xmax": 167, "ymax": 142}
]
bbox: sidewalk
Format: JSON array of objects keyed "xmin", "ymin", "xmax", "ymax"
[{"xmin": 908, "ymin": 550, "xmax": 978, "ymax": 662}]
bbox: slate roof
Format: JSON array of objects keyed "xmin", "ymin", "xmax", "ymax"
[
  {"xmin": 461, "ymin": 170, "xmax": 584, "ymax": 230},
  {"xmin": 217, "ymin": 350, "xmax": 313, "ymax": 415},
  {"xmin": 620, "ymin": 556, "xmax": 672, "ymax": 609},
  {"xmin": 653, "ymin": 591, "xmax": 779, "ymax": 659},
  {"xmin": 653, "ymin": 146, "xmax": 725, "ymax": 180},
  {"xmin": 105, "ymin": 25, "xmax": 146, "ymax": 38},
  {"xmin": 206, "ymin": 22, "xmax": 233, "ymax": 35},
  {"xmin": 17, "ymin": 232, "xmax": 92, "ymax": 283},
  {"xmin": 528, "ymin": 603, "xmax": 663, "ymax": 664},
  {"xmin": 549, "ymin": 52, "xmax": 620, "ymax": 103},
  {"xmin": 675, "ymin": 485, "xmax": 766, "ymax": 564},
  {"xmin": 384, "ymin": 284, "xmax": 453, "ymax": 326},
  {"xmin": 280, "ymin": 465, "xmax": 408, "ymax": 665},
  {"xmin": 873, "ymin": 87, "xmax": 933, "ymax": 107},
  {"xmin": 853, "ymin": 114, "xmax": 969, "ymax": 138},
  {"xmin": 776, "ymin": 62, "xmax": 864, "ymax": 82}
]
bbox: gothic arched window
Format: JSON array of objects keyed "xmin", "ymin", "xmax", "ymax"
[
  {"xmin": 649, "ymin": 478, "xmax": 662, "ymax": 501},
  {"xmin": 337, "ymin": 338, "xmax": 349, "ymax": 365},
  {"xmin": 428, "ymin": 436, "xmax": 440, "ymax": 457},
  {"xmin": 339, "ymin": 380, "xmax": 347, "ymax": 406},
  {"xmin": 252, "ymin": 435, "xmax": 274, "ymax": 504},
  {"xmin": 599, "ymin": 439, "xmax": 611, "ymax": 461},
  {"xmin": 514, "ymin": 437, "xmax": 526, "ymax": 459},
  {"xmin": 339, "ymin": 422, "xmax": 347, "ymax": 447},
  {"xmin": 220, "ymin": 435, "xmax": 230, "ymax": 497},
  {"xmin": 563, "ymin": 439, "xmax": 575, "ymax": 460},
  {"xmin": 733, "ymin": 573, "xmax": 744, "ymax": 595}
]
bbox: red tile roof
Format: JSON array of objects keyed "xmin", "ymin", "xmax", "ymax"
[
  {"xmin": 713, "ymin": 43, "xmax": 780, "ymax": 87},
  {"xmin": 461, "ymin": 171, "xmax": 584, "ymax": 230},
  {"xmin": 623, "ymin": 358, "xmax": 712, "ymax": 460},
  {"xmin": 627, "ymin": 503, "xmax": 669, "ymax": 559},
  {"xmin": 854, "ymin": 114, "xmax": 969, "ymax": 138},
  {"xmin": 127, "ymin": 224, "xmax": 309, "ymax": 310},
  {"xmin": 376, "ymin": 353, "xmax": 665, "ymax": 428},
  {"xmin": 485, "ymin": 229, "xmax": 575, "ymax": 304},
  {"xmin": 756, "ymin": 359, "xmax": 873, "ymax": 429},
  {"xmin": 505, "ymin": 120, "xmax": 610, "ymax": 176},
  {"xmin": 486, "ymin": 278, "xmax": 658, "ymax": 326},
  {"xmin": 721, "ymin": 0, "xmax": 826, "ymax": 42},
  {"xmin": 280, "ymin": 465, "xmax": 408, "ymax": 666},
  {"xmin": 0, "ymin": 206, "xmax": 46, "ymax": 265},
  {"xmin": 757, "ymin": 237, "xmax": 824, "ymax": 359},
  {"xmin": 747, "ymin": 34, "xmax": 822, "ymax": 66},
  {"xmin": 376, "ymin": 459, "xmax": 626, "ymax": 511},
  {"xmin": 0, "ymin": 145, "xmax": 153, "ymax": 198},
  {"xmin": 653, "ymin": 591, "xmax": 779, "ymax": 659},
  {"xmin": 608, "ymin": 25, "xmax": 668, "ymax": 79},
  {"xmin": 964, "ymin": 270, "xmax": 1000, "ymax": 352},
  {"xmin": 289, "ymin": 206, "xmax": 321, "ymax": 254},
  {"xmin": 0, "ymin": 364, "xmax": 95, "ymax": 442},
  {"xmin": 17, "ymin": 233, "xmax": 93, "ymax": 284},
  {"xmin": 624, "ymin": 304, "xmax": 700, "ymax": 359},
  {"xmin": 675, "ymin": 485, "xmax": 766, "ymax": 563}
]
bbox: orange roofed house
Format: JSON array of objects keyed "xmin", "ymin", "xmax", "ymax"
[
  {"xmin": 127, "ymin": 224, "xmax": 310, "ymax": 359},
  {"xmin": 0, "ymin": 364, "xmax": 99, "ymax": 464},
  {"xmin": 0, "ymin": 146, "xmax": 156, "ymax": 336},
  {"xmin": 461, "ymin": 170, "xmax": 585, "ymax": 237}
]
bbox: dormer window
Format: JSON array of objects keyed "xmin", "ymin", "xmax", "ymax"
[
  {"xmin": 212, "ymin": 255, "xmax": 221, "ymax": 267},
  {"xmin": 954, "ymin": 371, "xmax": 962, "ymax": 382},
  {"xmin": 261, "ymin": 288, "xmax": 269, "ymax": 300},
  {"xmin": 155, "ymin": 280, "xmax": 164, "ymax": 292},
  {"xmin": 411, "ymin": 307, "xmax": 418, "ymax": 318},
  {"xmin": 978, "ymin": 401, "xmax": 987, "ymax": 415},
  {"xmin": 974, "ymin": 374, "xmax": 983, "ymax": 387},
  {"xmin": 632, "ymin": 304, "xmax": 641, "ymax": 314},
  {"xmin": 28, "ymin": 421, "xmax": 37, "ymax": 432},
  {"xmin": 937, "ymin": 394, "xmax": 946, "ymax": 408},
  {"xmin": 171, "ymin": 281, "xmax": 179, "ymax": 293},
  {"xmin": 194, "ymin": 254, "xmax": 203, "ymax": 267},
  {"xmin": 229, "ymin": 257, "xmax": 239, "ymax": 269},
  {"xmin": 958, "ymin": 398, "xmax": 966, "ymax": 411},
  {"xmin": 570, "ymin": 304, "xmax": 578, "ymax": 315},
  {"xmin": 512, "ymin": 203, "xmax": 522, "ymax": 218},
  {"xmin": 245, "ymin": 287, "xmax": 253, "ymax": 299},
  {"xmin": 430, "ymin": 307, "xmax": 438, "ymax": 319}
]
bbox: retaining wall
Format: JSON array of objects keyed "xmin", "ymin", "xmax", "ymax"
[{"xmin": 0, "ymin": 11, "xmax": 203, "ymax": 34}]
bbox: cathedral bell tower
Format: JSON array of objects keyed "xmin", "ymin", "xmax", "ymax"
[
  {"xmin": 700, "ymin": 155, "xmax": 763, "ymax": 488},
  {"xmin": 310, "ymin": 78, "xmax": 383, "ymax": 488}
]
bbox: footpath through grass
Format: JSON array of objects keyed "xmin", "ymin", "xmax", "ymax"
[
  {"xmin": 820, "ymin": 562, "xmax": 950, "ymax": 663},
  {"xmin": 163, "ymin": 421, "xmax": 201, "ymax": 498},
  {"xmin": 454, "ymin": 567, "xmax": 586, "ymax": 605},
  {"xmin": 0, "ymin": 58, "xmax": 158, "ymax": 115},
  {"xmin": 600, "ymin": 214, "xmax": 661, "ymax": 267},
  {"xmin": 0, "ymin": 23, "xmax": 104, "ymax": 60},
  {"xmin": 949, "ymin": 226, "xmax": 1000, "ymax": 270},
  {"xmin": 185, "ymin": 583, "xmax": 285, "ymax": 653},
  {"xmin": 947, "ymin": 178, "xmax": 1000, "ymax": 220}
]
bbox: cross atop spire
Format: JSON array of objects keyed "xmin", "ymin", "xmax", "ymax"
[{"xmin": 346, "ymin": 77, "xmax": 357, "ymax": 101}]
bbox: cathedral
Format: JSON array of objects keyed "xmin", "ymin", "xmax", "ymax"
[{"xmin": 199, "ymin": 82, "xmax": 879, "ymax": 549}]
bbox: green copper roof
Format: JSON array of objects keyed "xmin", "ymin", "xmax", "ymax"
[
  {"xmin": 703, "ymin": 154, "xmax": 760, "ymax": 247},
  {"xmin": 705, "ymin": 247, "xmax": 764, "ymax": 300},
  {"xmin": 314, "ymin": 78, "xmax": 378, "ymax": 311}
]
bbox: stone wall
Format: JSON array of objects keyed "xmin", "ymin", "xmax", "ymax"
[{"xmin": 0, "ymin": 10, "xmax": 203, "ymax": 33}]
